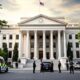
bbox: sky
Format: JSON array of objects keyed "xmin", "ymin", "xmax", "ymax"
[{"xmin": 0, "ymin": 0, "xmax": 80, "ymax": 24}]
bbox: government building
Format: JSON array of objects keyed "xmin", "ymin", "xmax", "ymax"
[{"xmin": 0, "ymin": 14, "xmax": 80, "ymax": 68}]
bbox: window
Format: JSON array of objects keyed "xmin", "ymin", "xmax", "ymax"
[
  {"xmin": 46, "ymin": 35, "xmax": 49, "ymax": 39},
  {"xmin": 75, "ymin": 34, "xmax": 78, "ymax": 39},
  {"xmin": 53, "ymin": 35, "xmax": 56, "ymax": 39},
  {"xmin": 9, "ymin": 34, "xmax": 12, "ymax": 39},
  {"xmin": 69, "ymin": 34, "xmax": 72, "ymax": 39},
  {"xmin": 8, "ymin": 51, "xmax": 12, "ymax": 58},
  {"xmin": 69, "ymin": 42, "xmax": 73, "ymax": 47},
  {"xmin": 31, "ymin": 35, "xmax": 34, "ymax": 39},
  {"xmin": 9, "ymin": 43, "xmax": 12, "ymax": 48},
  {"xmin": 46, "ymin": 42, "xmax": 49, "ymax": 48},
  {"xmin": 76, "ymin": 51, "xmax": 80, "ymax": 58},
  {"xmin": 31, "ymin": 42, "xmax": 34, "ymax": 48},
  {"xmin": 76, "ymin": 42, "xmax": 79, "ymax": 48},
  {"xmin": 15, "ymin": 42, "xmax": 19, "ymax": 48},
  {"xmin": 3, "ymin": 34, "xmax": 6, "ymax": 40},
  {"xmin": 2, "ymin": 43, "xmax": 6, "ymax": 48},
  {"xmin": 53, "ymin": 42, "xmax": 56, "ymax": 48},
  {"xmin": 16, "ymin": 35, "xmax": 19, "ymax": 39},
  {"xmin": 39, "ymin": 36, "xmax": 42, "ymax": 39}
]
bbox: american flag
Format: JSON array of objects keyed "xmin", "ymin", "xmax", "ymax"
[{"xmin": 40, "ymin": 1, "xmax": 44, "ymax": 6}]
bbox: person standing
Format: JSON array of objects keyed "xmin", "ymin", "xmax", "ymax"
[
  {"xmin": 33, "ymin": 61, "xmax": 36, "ymax": 73},
  {"xmin": 69, "ymin": 60, "xmax": 74, "ymax": 74},
  {"xmin": 66, "ymin": 59, "xmax": 69, "ymax": 71},
  {"xmin": 58, "ymin": 61, "xmax": 61, "ymax": 73}
]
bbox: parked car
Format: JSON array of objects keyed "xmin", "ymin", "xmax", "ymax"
[
  {"xmin": 40, "ymin": 61, "xmax": 53, "ymax": 72},
  {"xmin": 73, "ymin": 59, "xmax": 80, "ymax": 69},
  {"xmin": 0, "ymin": 56, "xmax": 8, "ymax": 73}
]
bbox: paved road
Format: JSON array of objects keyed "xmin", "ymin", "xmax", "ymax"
[{"xmin": 0, "ymin": 70, "xmax": 80, "ymax": 80}]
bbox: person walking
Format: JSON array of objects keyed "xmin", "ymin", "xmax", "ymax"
[
  {"xmin": 33, "ymin": 61, "xmax": 36, "ymax": 73},
  {"xmin": 69, "ymin": 60, "xmax": 74, "ymax": 74},
  {"xmin": 58, "ymin": 61, "xmax": 61, "ymax": 73}
]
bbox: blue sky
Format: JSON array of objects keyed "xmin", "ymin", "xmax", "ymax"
[{"xmin": 0, "ymin": 0, "xmax": 80, "ymax": 24}]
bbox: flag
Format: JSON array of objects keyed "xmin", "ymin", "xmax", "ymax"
[{"xmin": 40, "ymin": 2, "xmax": 44, "ymax": 6}]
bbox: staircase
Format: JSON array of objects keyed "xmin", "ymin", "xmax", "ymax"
[{"xmin": 23, "ymin": 59, "xmax": 60, "ymax": 70}]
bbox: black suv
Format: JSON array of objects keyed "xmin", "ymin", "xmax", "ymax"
[{"xmin": 40, "ymin": 61, "xmax": 53, "ymax": 72}]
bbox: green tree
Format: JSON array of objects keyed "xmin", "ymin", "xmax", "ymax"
[
  {"xmin": 3, "ymin": 43, "xmax": 8, "ymax": 63},
  {"xmin": 67, "ymin": 42, "xmax": 73, "ymax": 61},
  {"xmin": 13, "ymin": 43, "xmax": 18, "ymax": 62},
  {"xmin": 0, "ymin": 20, "xmax": 7, "ymax": 27},
  {"xmin": 0, "ymin": 48, "xmax": 6, "ymax": 59},
  {"xmin": 77, "ymin": 32, "xmax": 80, "ymax": 43}
]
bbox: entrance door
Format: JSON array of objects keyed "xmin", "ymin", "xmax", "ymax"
[
  {"xmin": 30, "ymin": 52, "xmax": 34, "ymax": 59},
  {"xmin": 39, "ymin": 51, "xmax": 43, "ymax": 59}
]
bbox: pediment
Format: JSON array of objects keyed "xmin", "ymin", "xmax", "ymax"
[{"xmin": 18, "ymin": 14, "xmax": 67, "ymax": 26}]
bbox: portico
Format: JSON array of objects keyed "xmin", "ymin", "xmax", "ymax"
[
  {"xmin": 18, "ymin": 14, "xmax": 67, "ymax": 60},
  {"xmin": 19, "ymin": 30, "xmax": 67, "ymax": 60}
]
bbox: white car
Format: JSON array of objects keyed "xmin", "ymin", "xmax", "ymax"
[
  {"xmin": 0, "ymin": 56, "xmax": 8, "ymax": 73},
  {"xmin": 73, "ymin": 59, "xmax": 80, "ymax": 69}
]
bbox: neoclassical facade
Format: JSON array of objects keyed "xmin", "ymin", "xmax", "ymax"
[{"xmin": 0, "ymin": 14, "xmax": 80, "ymax": 63}]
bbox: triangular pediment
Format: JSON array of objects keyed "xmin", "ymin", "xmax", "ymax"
[{"xmin": 18, "ymin": 14, "xmax": 67, "ymax": 26}]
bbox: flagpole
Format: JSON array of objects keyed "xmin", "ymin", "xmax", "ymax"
[{"xmin": 39, "ymin": 0, "xmax": 40, "ymax": 14}]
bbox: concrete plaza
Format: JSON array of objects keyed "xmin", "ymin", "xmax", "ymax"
[{"xmin": 0, "ymin": 69, "xmax": 80, "ymax": 80}]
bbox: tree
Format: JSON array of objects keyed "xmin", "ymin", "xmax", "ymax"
[
  {"xmin": 3, "ymin": 43, "xmax": 8, "ymax": 63},
  {"xmin": 0, "ymin": 20, "xmax": 7, "ymax": 27},
  {"xmin": 67, "ymin": 42, "xmax": 73, "ymax": 61},
  {"xmin": 77, "ymin": 32, "xmax": 80, "ymax": 43},
  {"xmin": 13, "ymin": 43, "xmax": 18, "ymax": 62},
  {"xmin": 0, "ymin": 48, "xmax": 6, "ymax": 59}
]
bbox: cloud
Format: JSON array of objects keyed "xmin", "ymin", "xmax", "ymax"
[{"xmin": 0, "ymin": 0, "xmax": 80, "ymax": 24}]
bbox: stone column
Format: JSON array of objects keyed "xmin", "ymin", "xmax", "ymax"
[
  {"xmin": 50, "ymin": 30, "xmax": 54, "ymax": 59},
  {"xmin": 19, "ymin": 32, "xmax": 22, "ymax": 59},
  {"xmin": 58, "ymin": 30, "xmax": 61, "ymax": 59},
  {"xmin": 43, "ymin": 31, "xmax": 46, "ymax": 60},
  {"xmin": 34, "ymin": 31, "xmax": 38, "ymax": 60},
  {"xmin": 63, "ymin": 30, "xmax": 67, "ymax": 58},
  {"xmin": 26, "ymin": 31, "xmax": 30, "ymax": 59}
]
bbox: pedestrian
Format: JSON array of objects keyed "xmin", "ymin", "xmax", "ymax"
[
  {"xmin": 69, "ymin": 60, "xmax": 74, "ymax": 74},
  {"xmin": 15, "ymin": 62, "xmax": 18, "ymax": 68},
  {"xmin": 33, "ymin": 61, "xmax": 36, "ymax": 73},
  {"xmin": 58, "ymin": 61, "xmax": 61, "ymax": 73},
  {"xmin": 66, "ymin": 59, "xmax": 69, "ymax": 71},
  {"xmin": 51, "ymin": 61, "xmax": 54, "ymax": 72}
]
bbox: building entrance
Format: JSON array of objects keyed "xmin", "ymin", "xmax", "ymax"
[{"xmin": 39, "ymin": 51, "xmax": 43, "ymax": 59}]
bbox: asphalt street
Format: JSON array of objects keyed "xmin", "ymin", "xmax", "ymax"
[{"xmin": 0, "ymin": 70, "xmax": 80, "ymax": 80}]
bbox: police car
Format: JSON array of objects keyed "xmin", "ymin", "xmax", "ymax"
[{"xmin": 0, "ymin": 56, "xmax": 8, "ymax": 73}]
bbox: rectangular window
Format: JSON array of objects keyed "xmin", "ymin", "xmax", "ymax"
[
  {"xmin": 46, "ymin": 35, "xmax": 49, "ymax": 40},
  {"xmin": 8, "ymin": 51, "xmax": 12, "ymax": 58},
  {"xmin": 9, "ymin": 43, "xmax": 12, "ymax": 48},
  {"xmin": 3, "ymin": 34, "xmax": 6, "ymax": 40},
  {"xmin": 2, "ymin": 43, "xmax": 6, "ymax": 48},
  {"xmin": 31, "ymin": 42, "xmax": 34, "ymax": 48},
  {"xmin": 76, "ymin": 42, "xmax": 79, "ymax": 48},
  {"xmin": 16, "ymin": 35, "xmax": 19, "ymax": 39},
  {"xmin": 15, "ymin": 42, "xmax": 19, "ymax": 48},
  {"xmin": 69, "ymin": 34, "xmax": 72, "ymax": 39},
  {"xmin": 9, "ymin": 34, "xmax": 12, "ymax": 39},
  {"xmin": 53, "ymin": 42, "xmax": 56, "ymax": 48},
  {"xmin": 75, "ymin": 34, "xmax": 78, "ymax": 39},
  {"xmin": 76, "ymin": 51, "xmax": 80, "ymax": 58},
  {"xmin": 46, "ymin": 42, "xmax": 49, "ymax": 48},
  {"xmin": 69, "ymin": 42, "xmax": 73, "ymax": 47}
]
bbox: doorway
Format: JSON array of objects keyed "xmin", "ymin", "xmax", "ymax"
[{"xmin": 39, "ymin": 51, "xmax": 43, "ymax": 59}]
